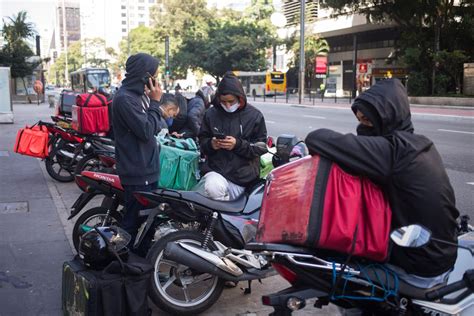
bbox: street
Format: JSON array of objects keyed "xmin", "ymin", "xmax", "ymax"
[
  {"xmin": 0, "ymin": 101, "xmax": 472, "ymax": 315},
  {"xmin": 252, "ymin": 101, "xmax": 474, "ymax": 218}
]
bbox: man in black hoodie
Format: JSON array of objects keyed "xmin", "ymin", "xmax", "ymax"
[
  {"xmin": 199, "ymin": 72, "xmax": 267, "ymax": 200},
  {"xmin": 113, "ymin": 53, "xmax": 179, "ymax": 248},
  {"xmin": 306, "ymin": 79, "xmax": 459, "ymax": 287}
]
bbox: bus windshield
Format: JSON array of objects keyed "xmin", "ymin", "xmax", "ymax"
[{"xmin": 86, "ymin": 70, "xmax": 110, "ymax": 90}]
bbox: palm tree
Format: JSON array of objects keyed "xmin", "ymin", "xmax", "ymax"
[
  {"xmin": 2, "ymin": 11, "xmax": 35, "ymax": 44},
  {"xmin": 1, "ymin": 11, "xmax": 38, "ymax": 103}
]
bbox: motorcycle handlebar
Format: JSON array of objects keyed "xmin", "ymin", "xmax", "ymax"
[{"xmin": 425, "ymin": 279, "xmax": 467, "ymax": 300}]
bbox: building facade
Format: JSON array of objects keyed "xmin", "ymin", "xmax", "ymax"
[{"xmin": 281, "ymin": 0, "xmax": 404, "ymax": 96}]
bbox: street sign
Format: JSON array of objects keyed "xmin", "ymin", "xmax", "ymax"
[{"xmin": 326, "ymin": 77, "xmax": 337, "ymax": 93}]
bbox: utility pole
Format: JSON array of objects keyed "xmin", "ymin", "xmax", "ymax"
[
  {"xmin": 61, "ymin": 0, "xmax": 69, "ymax": 86},
  {"xmin": 352, "ymin": 34, "xmax": 358, "ymax": 98},
  {"xmin": 127, "ymin": 0, "xmax": 131, "ymax": 57},
  {"xmin": 298, "ymin": 0, "xmax": 305, "ymax": 104}
]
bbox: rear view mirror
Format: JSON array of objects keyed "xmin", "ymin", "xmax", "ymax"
[{"xmin": 390, "ymin": 225, "xmax": 431, "ymax": 248}]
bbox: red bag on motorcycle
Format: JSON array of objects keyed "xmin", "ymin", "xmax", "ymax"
[
  {"xmin": 72, "ymin": 93, "xmax": 109, "ymax": 134},
  {"xmin": 256, "ymin": 155, "xmax": 392, "ymax": 262},
  {"xmin": 13, "ymin": 124, "xmax": 49, "ymax": 158}
]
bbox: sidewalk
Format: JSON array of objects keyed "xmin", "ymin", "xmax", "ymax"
[{"xmin": 0, "ymin": 102, "xmax": 73, "ymax": 316}]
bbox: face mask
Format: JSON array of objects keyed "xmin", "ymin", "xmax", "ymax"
[
  {"xmin": 165, "ymin": 117, "xmax": 174, "ymax": 127},
  {"xmin": 356, "ymin": 124, "xmax": 377, "ymax": 136},
  {"xmin": 220, "ymin": 102, "xmax": 239, "ymax": 113}
]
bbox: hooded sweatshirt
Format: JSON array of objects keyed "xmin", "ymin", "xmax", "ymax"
[
  {"xmin": 112, "ymin": 53, "xmax": 167, "ymax": 185},
  {"xmin": 199, "ymin": 72, "xmax": 267, "ymax": 186},
  {"xmin": 305, "ymin": 79, "xmax": 459, "ymax": 277}
]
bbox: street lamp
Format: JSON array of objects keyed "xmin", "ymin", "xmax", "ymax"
[{"xmin": 298, "ymin": 0, "xmax": 305, "ymax": 104}]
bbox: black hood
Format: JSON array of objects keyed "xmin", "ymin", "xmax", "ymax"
[
  {"xmin": 121, "ymin": 53, "xmax": 159, "ymax": 95},
  {"xmin": 212, "ymin": 72, "xmax": 247, "ymax": 110},
  {"xmin": 351, "ymin": 79, "xmax": 414, "ymax": 136}
]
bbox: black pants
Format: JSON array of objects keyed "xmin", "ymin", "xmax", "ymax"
[{"xmin": 122, "ymin": 182, "xmax": 157, "ymax": 255}]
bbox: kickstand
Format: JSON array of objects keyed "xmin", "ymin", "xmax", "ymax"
[{"xmin": 241, "ymin": 280, "xmax": 252, "ymax": 295}]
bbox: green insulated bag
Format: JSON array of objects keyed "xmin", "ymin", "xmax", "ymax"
[{"xmin": 157, "ymin": 135, "xmax": 200, "ymax": 190}]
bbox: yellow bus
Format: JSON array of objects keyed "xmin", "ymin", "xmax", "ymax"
[{"xmin": 233, "ymin": 71, "xmax": 286, "ymax": 96}]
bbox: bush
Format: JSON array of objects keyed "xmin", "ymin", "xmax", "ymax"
[
  {"xmin": 434, "ymin": 73, "xmax": 452, "ymax": 95},
  {"xmin": 407, "ymin": 71, "xmax": 430, "ymax": 96}
]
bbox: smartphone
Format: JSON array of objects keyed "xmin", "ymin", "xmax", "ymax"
[
  {"xmin": 142, "ymin": 75, "xmax": 156, "ymax": 90},
  {"xmin": 214, "ymin": 132, "xmax": 226, "ymax": 139}
]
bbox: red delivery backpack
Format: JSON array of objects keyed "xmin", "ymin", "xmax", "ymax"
[
  {"xmin": 72, "ymin": 93, "xmax": 110, "ymax": 134},
  {"xmin": 14, "ymin": 124, "xmax": 49, "ymax": 159},
  {"xmin": 256, "ymin": 155, "xmax": 392, "ymax": 262}
]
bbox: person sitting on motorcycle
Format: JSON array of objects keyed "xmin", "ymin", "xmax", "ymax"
[
  {"xmin": 199, "ymin": 71, "xmax": 267, "ymax": 200},
  {"xmin": 305, "ymin": 79, "xmax": 459, "ymax": 288},
  {"xmin": 171, "ymin": 87, "xmax": 210, "ymax": 140}
]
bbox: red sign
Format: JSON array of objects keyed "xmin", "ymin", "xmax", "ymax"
[
  {"xmin": 359, "ymin": 64, "xmax": 368, "ymax": 73},
  {"xmin": 315, "ymin": 56, "xmax": 328, "ymax": 74}
]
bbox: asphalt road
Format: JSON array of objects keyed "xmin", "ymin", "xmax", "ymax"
[{"xmin": 252, "ymin": 100, "xmax": 474, "ymax": 219}]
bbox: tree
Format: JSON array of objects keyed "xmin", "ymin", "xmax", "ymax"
[
  {"xmin": 0, "ymin": 11, "xmax": 39, "ymax": 102},
  {"xmin": 174, "ymin": 19, "xmax": 273, "ymax": 82},
  {"xmin": 291, "ymin": 35, "xmax": 330, "ymax": 88},
  {"xmin": 117, "ymin": 26, "xmax": 164, "ymax": 69},
  {"xmin": 324, "ymin": 0, "xmax": 474, "ymax": 95}
]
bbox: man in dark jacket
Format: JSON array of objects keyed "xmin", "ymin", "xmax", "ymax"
[
  {"xmin": 305, "ymin": 79, "xmax": 459, "ymax": 287},
  {"xmin": 172, "ymin": 88, "xmax": 208, "ymax": 139},
  {"xmin": 112, "ymin": 53, "xmax": 179, "ymax": 249},
  {"xmin": 199, "ymin": 72, "xmax": 267, "ymax": 200}
]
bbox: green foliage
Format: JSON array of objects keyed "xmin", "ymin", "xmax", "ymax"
[
  {"xmin": 0, "ymin": 10, "xmax": 39, "ymax": 100},
  {"xmin": 118, "ymin": 26, "xmax": 164, "ymax": 69},
  {"xmin": 433, "ymin": 50, "xmax": 468, "ymax": 94},
  {"xmin": 324, "ymin": 0, "xmax": 474, "ymax": 95},
  {"xmin": 406, "ymin": 71, "xmax": 429, "ymax": 96}
]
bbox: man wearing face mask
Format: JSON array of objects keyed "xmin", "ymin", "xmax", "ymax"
[
  {"xmin": 112, "ymin": 53, "xmax": 179, "ymax": 254},
  {"xmin": 199, "ymin": 72, "xmax": 267, "ymax": 200},
  {"xmin": 305, "ymin": 79, "xmax": 459, "ymax": 288}
]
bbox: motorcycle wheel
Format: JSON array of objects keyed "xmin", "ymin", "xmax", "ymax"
[
  {"xmin": 147, "ymin": 230, "xmax": 225, "ymax": 315},
  {"xmin": 72, "ymin": 206, "xmax": 122, "ymax": 252},
  {"xmin": 44, "ymin": 139, "xmax": 76, "ymax": 182}
]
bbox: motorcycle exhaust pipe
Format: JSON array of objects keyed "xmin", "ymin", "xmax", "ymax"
[
  {"xmin": 57, "ymin": 150, "xmax": 83, "ymax": 161},
  {"xmin": 165, "ymin": 242, "xmax": 244, "ymax": 282}
]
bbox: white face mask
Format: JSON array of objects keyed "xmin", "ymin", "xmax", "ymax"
[{"xmin": 221, "ymin": 102, "xmax": 239, "ymax": 113}]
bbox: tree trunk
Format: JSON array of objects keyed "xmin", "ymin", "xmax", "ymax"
[{"xmin": 21, "ymin": 77, "xmax": 31, "ymax": 103}]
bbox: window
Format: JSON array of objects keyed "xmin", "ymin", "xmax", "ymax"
[
  {"xmin": 122, "ymin": 21, "xmax": 127, "ymax": 25},
  {"xmin": 138, "ymin": 6, "xmax": 145, "ymax": 10},
  {"xmin": 122, "ymin": 28, "xmax": 127, "ymax": 32},
  {"xmin": 121, "ymin": 13, "xmax": 126, "ymax": 17},
  {"xmin": 149, "ymin": 0, "xmax": 155, "ymax": 3},
  {"xmin": 139, "ymin": 14, "xmax": 145, "ymax": 18},
  {"xmin": 121, "ymin": 5, "xmax": 126, "ymax": 9},
  {"xmin": 138, "ymin": 0, "xmax": 144, "ymax": 2}
]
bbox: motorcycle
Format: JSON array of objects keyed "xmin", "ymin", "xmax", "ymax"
[
  {"xmin": 132, "ymin": 135, "xmax": 307, "ymax": 315},
  {"xmin": 73, "ymin": 136, "xmax": 115, "ymax": 179},
  {"xmin": 70, "ymin": 167, "xmax": 125, "ymax": 251},
  {"xmin": 246, "ymin": 216, "xmax": 474, "ymax": 316},
  {"xmin": 39, "ymin": 120, "xmax": 84, "ymax": 182}
]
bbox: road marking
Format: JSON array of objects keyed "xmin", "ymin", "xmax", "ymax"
[
  {"xmin": 412, "ymin": 113, "xmax": 474, "ymax": 119},
  {"xmin": 303, "ymin": 115, "xmax": 326, "ymax": 119},
  {"xmin": 467, "ymin": 182, "xmax": 474, "ymax": 186},
  {"xmin": 265, "ymin": 120, "xmax": 276, "ymax": 124},
  {"xmin": 438, "ymin": 129, "xmax": 474, "ymax": 135}
]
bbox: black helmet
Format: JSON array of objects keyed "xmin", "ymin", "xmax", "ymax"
[{"xmin": 78, "ymin": 226, "xmax": 131, "ymax": 269}]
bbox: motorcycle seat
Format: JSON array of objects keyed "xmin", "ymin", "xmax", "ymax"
[
  {"xmin": 246, "ymin": 242, "xmax": 316, "ymax": 255},
  {"xmin": 365, "ymin": 267, "xmax": 446, "ymax": 300},
  {"xmin": 158, "ymin": 190, "xmax": 248, "ymax": 213}
]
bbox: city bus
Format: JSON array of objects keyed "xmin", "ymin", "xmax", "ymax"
[
  {"xmin": 70, "ymin": 68, "xmax": 111, "ymax": 93},
  {"xmin": 233, "ymin": 71, "xmax": 286, "ymax": 96}
]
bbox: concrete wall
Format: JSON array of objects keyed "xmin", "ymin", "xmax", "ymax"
[
  {"xmin": 409, "ymin": 96, "xmax": 474, "ymax": 107},
  {"xmin": 464, "ymin": 63, "xmax": 474, "ymax": 96}
]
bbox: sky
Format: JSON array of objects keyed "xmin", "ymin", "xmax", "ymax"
[{"xmin": 1, "ymin": 0, "xmax": 56, "ymax": 47}]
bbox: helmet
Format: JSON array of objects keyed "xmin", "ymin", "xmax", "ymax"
[{"xmin": 78, "ymin": 226, "xmax": 131, "ymax": 269}]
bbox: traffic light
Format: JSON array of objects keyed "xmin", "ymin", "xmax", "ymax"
[{"xmin": 165, "ymin": 68, "xmax": 170, "ymax": 76}]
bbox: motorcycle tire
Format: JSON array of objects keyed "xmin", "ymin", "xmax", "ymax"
[
  {"xmin": 72, "ymin": 206, "xmax": 122, "ymax": 252},
  {"xmin": 44, "ymin": 138, "xmax": 76, "ymax": 182},
  {"xmin": 147, "ymin": 230, "xmax": 225, "ymax": 315}
]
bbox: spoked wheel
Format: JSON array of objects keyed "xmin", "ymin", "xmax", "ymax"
[
  {"xmin": 44, "ymin": 139, "xmax": 77, "ymax": 182},
  {"xmin": 147, "ymin": 230, "xmax": 225, "ymax": 315},
  {"xmin": 72, "ymin": 206, "xmax": 122, "ymax": 252}
]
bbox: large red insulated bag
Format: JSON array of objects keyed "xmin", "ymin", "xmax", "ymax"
[
  {"xmin": 72, "ymin": 93, "xmax": 110, "ymax": 134},
  {"xmin": 256, "ymin": 155, "xmax": 392, "ymax": 262},
  {"xmin": 13, "ymin": 124, "xmax": 49, "ymax": 159}
]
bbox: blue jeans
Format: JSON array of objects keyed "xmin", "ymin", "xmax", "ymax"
[{"xmin": 122, "ymin": 181, "xmax": 158, "ymax": 252}]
